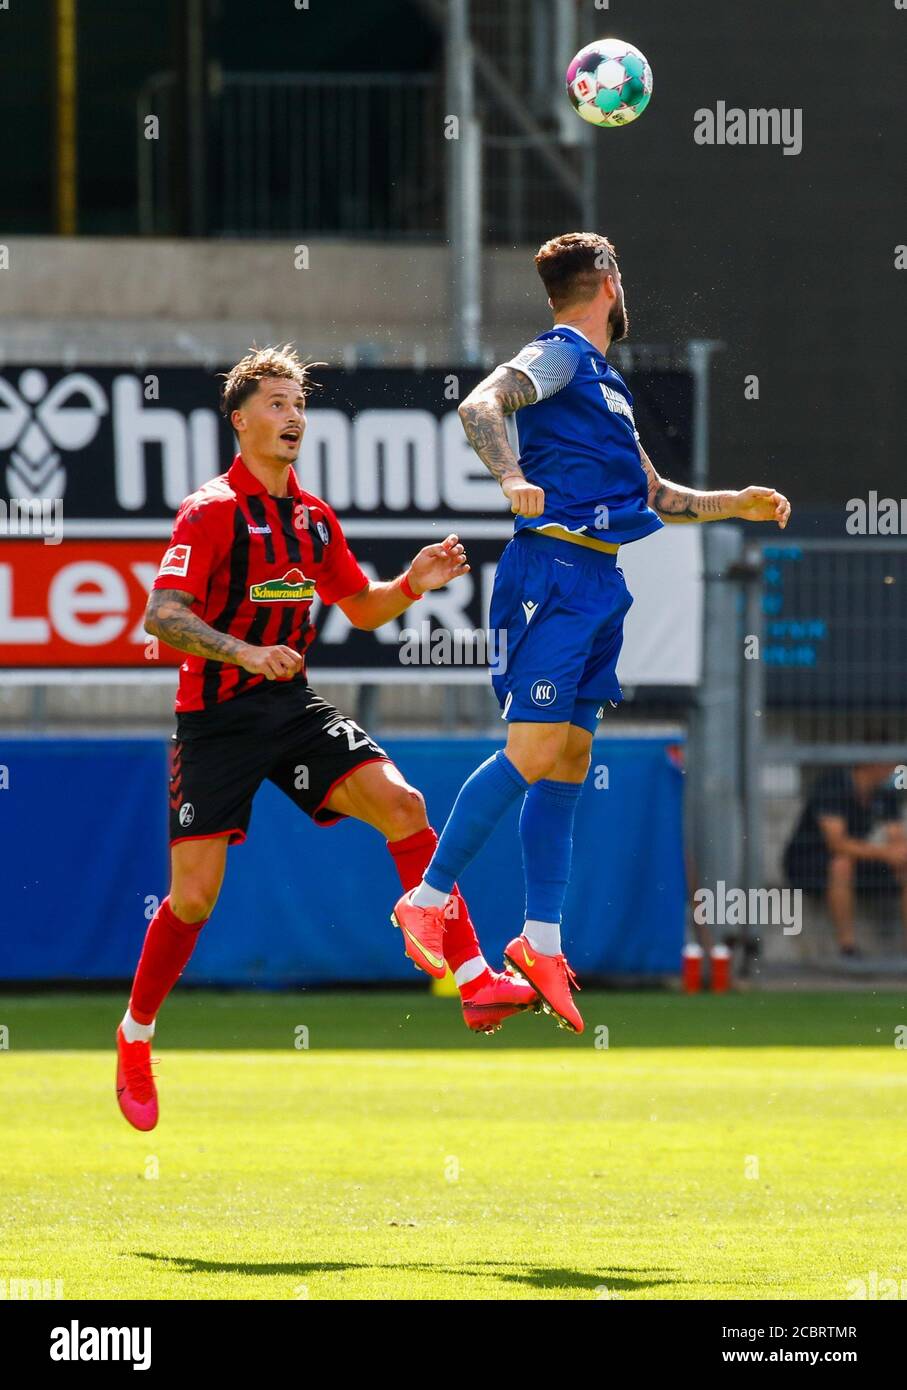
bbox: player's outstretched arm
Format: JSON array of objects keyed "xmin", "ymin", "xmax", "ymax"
[
  {"xmin": 458, "ymin": 367, "xmax": 545, "ymax": 518},
  {"xmin": 638, "ymin": 443, "xmax": 790, "ymax": 529},
  {"xmin": 145, "ymin": 589, "xmax": 302, "ymax": 679},
  {"xmin": 338, "ymin": 535, "xmax": 470, "ymax": 631}
]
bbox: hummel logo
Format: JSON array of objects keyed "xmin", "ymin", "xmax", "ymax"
[{"xmin": 522, "ymin": 599, "xmax": 539, "ymax": 624}]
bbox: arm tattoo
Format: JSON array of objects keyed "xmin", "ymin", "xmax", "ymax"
[
  {"xmin": 458, "ymin": 366, "xmax": 538, "ymax": 484},
  {"xmin": 651, "ymin": 483, "xmax": 732, "ymax": 521},
  {"xmin": 145, "ymin": 588, "xmax": 249, "ymax": 665},
  {"xmin": 638, "ymin": 443, "xmax": 735, "ymax": 523}
]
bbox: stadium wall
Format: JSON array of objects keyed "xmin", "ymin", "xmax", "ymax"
[
  {"xmin": 0, "ymin": 238, "xmax": 543, "ymax": 367},
  {"xmin": 0, "ymin": 735, "xmax": 686, "ymax": 985}
]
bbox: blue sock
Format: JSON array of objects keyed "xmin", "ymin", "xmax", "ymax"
[
  {"xmin": 519, "ymin": 779, "xmax": 583, "ymax": 924},
  {"xmin": 424, "ymin": 751, "xmax": 529, "ymax": 894}
]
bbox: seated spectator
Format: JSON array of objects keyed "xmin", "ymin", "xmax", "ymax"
[{"xmin": 783, "ymin": 763, "xmax": 907, "ymax": 957}]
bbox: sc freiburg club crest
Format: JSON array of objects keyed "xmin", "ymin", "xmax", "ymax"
[{"xmin": 249, "ymin": 568, "xmax": 317, "ymax": 602}]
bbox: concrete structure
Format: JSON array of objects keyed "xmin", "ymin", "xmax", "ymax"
[{"xmin": 0, "ymin": 237, "xmax": 543, "ymax": 368}]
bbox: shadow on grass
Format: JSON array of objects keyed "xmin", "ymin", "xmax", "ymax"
[
  {"xmin": 133, "ymin": 1250, "xmax": 679, "ymax": 1295},
  {"xmin": 1, "ymin": 989, "xmax": 903, "ymax": 1051}
]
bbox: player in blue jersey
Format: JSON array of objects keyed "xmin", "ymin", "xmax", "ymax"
[{"xmin": 393, "ymin": 232, "xmax": 790, "ymax": 1031}]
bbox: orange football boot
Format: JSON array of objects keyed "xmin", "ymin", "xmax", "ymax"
[
  {"xmin": 503, "ymin": 934, "xmax": 584, "ymax": 1033},
  {"xmin": 391, "ymin": 890, "xmax": 448, "ymax": 979},
  {"xmin": 461, "ymin": 970, "xmax": 539, "ymax": 1034},
  {"xmin": 115, "ymin": 1025, "xmax": 159, "ymax": 1131}
]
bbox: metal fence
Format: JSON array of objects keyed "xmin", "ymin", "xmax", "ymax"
[
  {"xmin": 676, "ymin": 532, "xmax": 907, "ymax": 976},
  {"xmin": 138, "ymin": 64, "xmax": 591, "ymax": 243},
  {"xmin": 755, "ymin": 540, "xmax": 907, "ymax": 970},
  {"xmin": 469, "ymin": 0, "xmax": 595, "ymax": 242},
  {"xmin": 139, "ymin": 72, "xmax": 445, "ymax": 238}
]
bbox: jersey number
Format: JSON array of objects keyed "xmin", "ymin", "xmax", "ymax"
[{"xmin": 327, "ymin": 719, "xmax": 372, "ymax": 752}]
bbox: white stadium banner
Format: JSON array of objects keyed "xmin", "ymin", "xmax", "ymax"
[
  {"xmin": 0, "ymin": 363, "xmax": 702, "ymax": 687},
  {"xmin": 617, "ymin": 525, "xmax": 703, "ymax": 688}
]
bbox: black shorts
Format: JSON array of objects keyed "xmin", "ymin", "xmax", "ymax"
[{"xmin": 168, "ymin": 680, "xmax": 389, "ymax": 845}]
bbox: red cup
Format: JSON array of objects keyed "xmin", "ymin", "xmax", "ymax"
[
  {"xmin": 710, "ymin": 944, "xmax": 731, "ymax": 993},
  {"xmin": 682, "ymin": 943, "xmax": 703, "ymax": 993}
]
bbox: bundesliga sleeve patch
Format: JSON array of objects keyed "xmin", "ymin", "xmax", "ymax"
[
  {"xmin": 504, "ymin": 339, "xmax": 580, "ymax": 401},
  {"xmin": 158, "ymin": 543, "xmax": 192, "ymax": 578},
  {"xmin": 510, "ymin": 343, "xmax": 544, "ymax": 369}
]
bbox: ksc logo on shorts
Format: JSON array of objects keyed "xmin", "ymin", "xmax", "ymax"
[{"xmin": 530, "ymin": 680, "xmax": 557, "ymax": 707}]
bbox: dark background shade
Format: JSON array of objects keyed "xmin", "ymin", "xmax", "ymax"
[{"xmin": 1, "ymin": 0, "xmax": 904, "ymax": 509}]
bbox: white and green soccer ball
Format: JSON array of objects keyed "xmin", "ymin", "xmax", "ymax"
[{"xmin": 566, "ymin": 38, "xmax": 653, "ymax": 128}]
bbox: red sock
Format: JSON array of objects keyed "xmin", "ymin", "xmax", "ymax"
[
  {"xmin": 128, "ymin": 896, "xmax": 207, "ymax": 1025},
  {"xmin": 387, "ymin": 827, "xmax": 489, "ymax": 985}
]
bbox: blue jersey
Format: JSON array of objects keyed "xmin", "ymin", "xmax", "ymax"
[{"xmin": 502, "ymin": 324, "xmax": 663, "ymax": 545}]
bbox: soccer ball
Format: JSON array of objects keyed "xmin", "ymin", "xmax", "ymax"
[{"xmin": 566, "ymin": 38, "xmax": 653, "ymax": 128}]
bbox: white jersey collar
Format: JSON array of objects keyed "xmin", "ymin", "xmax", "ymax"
[{"xmin": 551, "ymin": 323, "xmax": 602, "ymax": 353}]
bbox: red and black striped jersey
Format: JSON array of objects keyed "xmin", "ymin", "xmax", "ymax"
[{"xmin": 152, "ymin": 454, "xmax": 368, "ymax": 711}]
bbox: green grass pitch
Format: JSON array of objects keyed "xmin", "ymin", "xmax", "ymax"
[{"xmin": 1, "ymin": 990, "xmax": 905, "ymax": 1301}]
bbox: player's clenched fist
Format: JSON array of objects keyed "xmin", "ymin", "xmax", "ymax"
[
  {"xmin": 239, "ymin": 644, "xmax": 303, "ymax": 680},
  {"xmin": 501, "ymin": 474, "xmax": 545, "ymax": 518},
  {"xmin": 733, "ymin": 486, "xmax": 791, "ymax": 529}
]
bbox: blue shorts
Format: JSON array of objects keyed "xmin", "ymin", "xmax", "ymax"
[{"xmin": 489, "ymin": 530, "xmax": 634, "ymax": 732}]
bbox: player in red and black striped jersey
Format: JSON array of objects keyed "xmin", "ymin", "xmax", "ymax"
[
  {"xmin": 115, "ymin": 346, "xmax": 536, "ymax": 1131},
  {"xmin": 153, "ymin": 455, "xmax": 363, "ymax": 712}
]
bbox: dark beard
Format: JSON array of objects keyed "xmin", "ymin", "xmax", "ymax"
[{"xmin": 609, "ymin": 294, "xmax": 629, "ymax": 342}]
